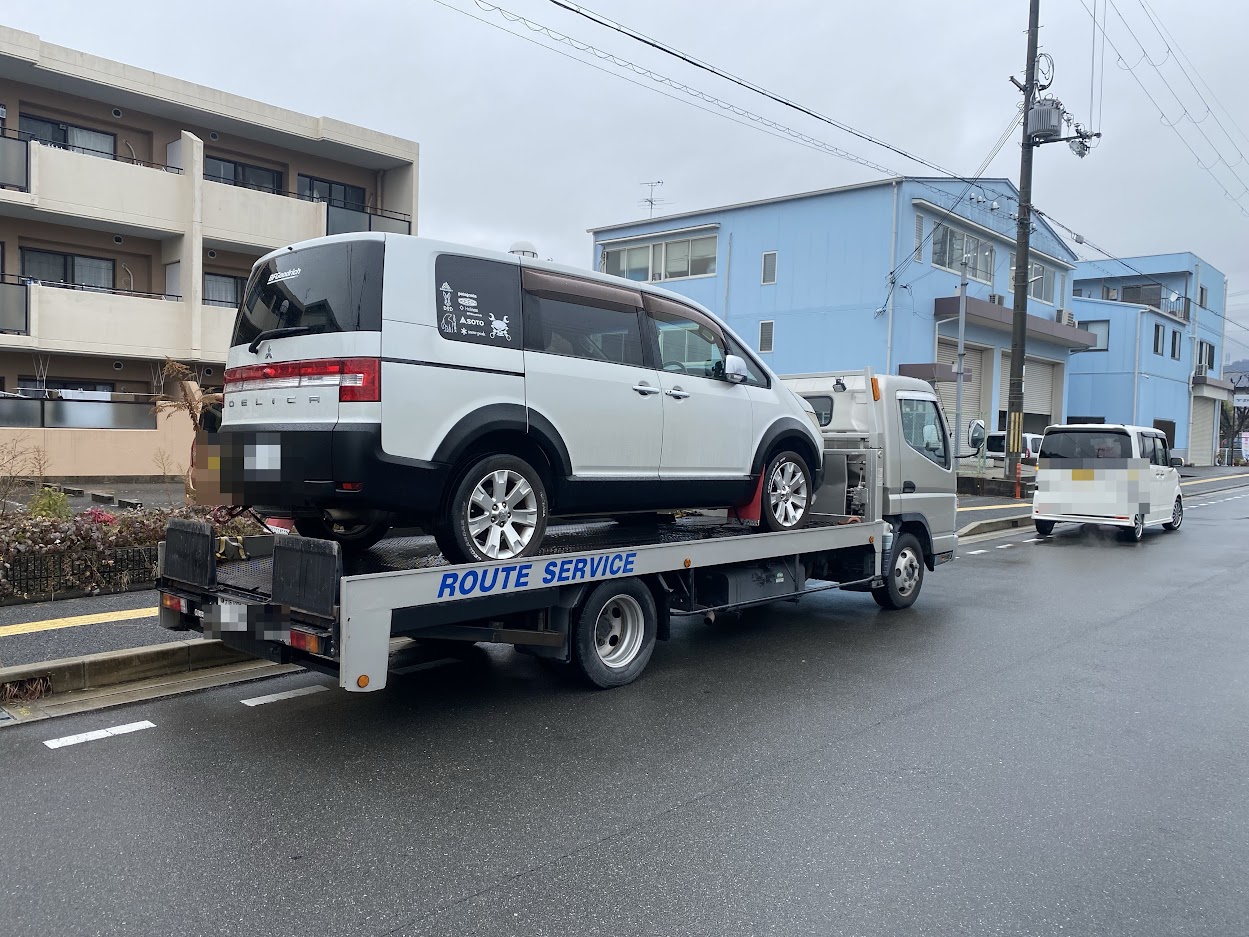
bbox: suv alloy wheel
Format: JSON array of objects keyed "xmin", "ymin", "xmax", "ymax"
[
  {"xmin": 759, "ymin": 450, "xmax": 813, "ymax": 532},
  {"xmin": 444, "ymin": 454, "xmax": 549, "ymax": 563}
]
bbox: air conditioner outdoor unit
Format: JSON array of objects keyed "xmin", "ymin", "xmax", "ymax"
[
  {"xmin": 988, "ymin": 293, "xmax": 1005, "ymax": 305},
  {"xmin": 1055, "ymin": 308, "xmax": 1076, "ymax": 327}
]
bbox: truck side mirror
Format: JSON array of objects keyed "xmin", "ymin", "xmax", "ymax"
[
  {"xmin": 967, "ymin": 421, "xmax": 986, "ymax": 452},
  {"xmin": 724, "ymin": 354, "xmax": 749, "ymax": 385}
]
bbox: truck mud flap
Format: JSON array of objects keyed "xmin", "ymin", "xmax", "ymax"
[
  {"xmin": 162, "ymin": 518, "xmax": 218, "ymax": 589},
  {"xmin": 271, "ymin": 536, "xmax": 342, "ymax": 620}
]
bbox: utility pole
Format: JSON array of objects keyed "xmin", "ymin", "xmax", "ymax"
[
  {"xmin": 956, "ymin": 256, "xmax": 969, "ymax": 461},
  {"xmin": 1005, "ymin": 0, "xmax": 1041, "ymax": 481}
]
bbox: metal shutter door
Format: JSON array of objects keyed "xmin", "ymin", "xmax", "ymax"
[
  {"xmin": 936, "ymin": 342, "xmax": 983, "ymax": 424},
  {"xmin": 999, "ymin": 355, "xmax": 1054, "ymax": 418},
  {"xmin": 1190, "ymin": 398, "xmax": 1215, "ymax": 465}
]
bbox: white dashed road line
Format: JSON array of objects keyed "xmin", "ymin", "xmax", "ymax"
[
  {"xmin": 996, "ymin": 544, "xmax": 1013, "ymax": 549},
  {"xmin": 43, "ymin": 720, "xmax": 155, "ymax": 750},
  {"xmin": 966, "ymin": 549, "xmax": 989, "ymax": 555},
  {"xmin": 240, "ymin": 685, "xmax": 327, "ymax": 707}
]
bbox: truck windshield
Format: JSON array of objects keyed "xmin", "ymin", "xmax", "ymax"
[
  {"xmin": 1039, "ymin": 429, "xmax": 1133, "ymax": 460},
  {"xmin": 231, "ymin": 240, "xmax": 384, "ymax": 349}
]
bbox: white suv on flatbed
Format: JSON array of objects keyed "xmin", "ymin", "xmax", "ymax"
[{"xmin": 209, "ymin": 233, "xmax": 824, "ymax": 562}]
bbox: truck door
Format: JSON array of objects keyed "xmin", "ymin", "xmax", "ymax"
[{"xmin": 893, "ymin": 392, "xmax": 957, "ymax": 555}]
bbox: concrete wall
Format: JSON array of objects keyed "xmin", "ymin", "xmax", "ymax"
[{"xmin": 0, "ymin": 414, "xmax": 192, "ymax": 478}]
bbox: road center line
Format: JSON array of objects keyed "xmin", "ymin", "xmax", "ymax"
[
  {"xmin": 240, "ymin": 685, "xmax": 328, "ymax": 707},
  {"xmin": 0, "ymin": 608, "xmax": 159, "ymax": 639},
  {"xmin": 43, "ymin": 720, "xmax": 155, "ymax": 749}
]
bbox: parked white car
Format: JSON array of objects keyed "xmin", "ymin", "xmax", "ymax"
[
  {"xmin": 984, "ymin": 431, "xmax": 1044, "ymax": 463},
  {"xmin": 1032, "ymin": 423, "xmax": 1183, "ymax": 541},
  {"xmin": 210, "ymin": 233, "xmax": 824, "ymax": 561}
]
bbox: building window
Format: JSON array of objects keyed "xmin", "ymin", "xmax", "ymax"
[
  {"xmin": 1199, "ymin": 285, "xmax": 1208, "ymax": 308},
  {"xmin": 19, "ymin": 114, "xmax": 115, "ymax": 158},
  {"xmin": 205, "ymin": 156, "xmax": 283, "ymax": 194},
  {"xmin": 932, "ymin": 223, "xmax": 993, "ymax": 283},
  {"xmin": 603, "ymin": 234, "xmax": 717, "ymax": 283},
  {"xmin": 298, "ymin": 174, "xmax": 366, "ymax": 211},
  {"xmin": 1171, "ymin": 330, "xmax": 1181, "ymax": 360},
  {"xmin": 1153, "ymin": 323, "xmax": 1165, "ymax": 355},
  {"xmin": 1198, "ymin": 340, "xmax": 1215, "ymax": 370},
  {"xmin": 1073, "ymin": 287, "xmax": 1083, "ymax": 297},
  {"xmin": 1008, "ymin": 253, "xmax": 1056, "ymax": 304},
  {"xmin": 21, "ymin": 248, "xmax": 115, "ymax": 290},
  {"xmin": 761, "ymin": 251, "xmax": 777, "ymax": 285},
  {"xmin": 913, "ymin": 214, "xmax": 923, "ymax": 262},
  {"xmin": 204, "ymin": 273, "xmax": 247, "ymax": 308},
  {"xmin": 18, "ymin": 376, "xmax": 116, "ymax": 395},
  {"xmin": 758, "ymin": 320, "xmax": 775, "ymax": 353},
  {"xmin": 1083, "ymin": 319, "xmax": 1109, "ymax": 351}
]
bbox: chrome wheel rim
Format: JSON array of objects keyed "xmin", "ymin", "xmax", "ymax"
[
  {"xmin": 594, "ymin": 595, "xmax": 646, "ymax": 669},
  {"xmin": 893, "ymin": 546, "xmax": 921, "ymax": 597},
  {"xmin": 466, "ymin": 469, "xmax": 539, "ymax": 559},
  {"xmin": 1172, "ymin": 499, "xmax": 1183, "ymax": 527},
  {"xmin": 767, "ymin": 460, "xmax": 808, "ymax": 527},
  {"xmin": 1134, "ymin": 515, "xmax": 1144, "ymax": 538}
]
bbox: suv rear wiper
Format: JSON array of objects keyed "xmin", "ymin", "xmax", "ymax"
[{"xmin": 249, "ymin": 326, "xmax": 314, "ymax": 354}]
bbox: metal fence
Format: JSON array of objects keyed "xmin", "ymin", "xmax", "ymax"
[{"xmin": 1, "ymin": 545, "xmax": 159, "ymax": 601}]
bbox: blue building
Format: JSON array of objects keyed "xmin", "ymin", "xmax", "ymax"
[
  {"xmin": 1068, "ymin": 253, "xmax": 1231, "ymax": 464},
  {"xmin": 589, "ymin": 177, "xmax": 1095, "ymax": 438}
]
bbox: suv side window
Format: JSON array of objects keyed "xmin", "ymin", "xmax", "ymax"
[
  {"xmin": 899, "ymin": 398, "xmax": 949, "ymax": 468},
  {"xmin": 522, "ymin": 293, "xmax": 645, "ymax": 366},
  {"xmin": 724, "ymin": 335, "xmax": 769, "ymax": 387},
  {"xmin": 1157, "ymin": 437, "xmax": 1172, "ymax": 467},
  {"xmin": 649, "ymin": 307, "xmax": 726, "ymax": 379},
  {"xmin": 1137, "ymin": 433, "xmax": 1157, "ymax": 464}
]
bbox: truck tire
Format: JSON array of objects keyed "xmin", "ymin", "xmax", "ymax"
[
  {"xmin": 570, "ymin": 578, "xmax": 657, "ymax": 688},
  {"xmin": 444, "ymin": 454, "xmax": 548, "ymax": 564},
  {"xmin": 760, "ymin": 450, "xmax": 813, "ymax": 532},
  {"xmin": 872, "ymin": 532, "xmax": 924, "ymax": 610},
  {"xmin": 294, "ymin": 513, "xmax": 390, "ymax": 552},
  {"xmin": 1034, "ymin": 519, "xmax": 1055, "ymax": 536}
]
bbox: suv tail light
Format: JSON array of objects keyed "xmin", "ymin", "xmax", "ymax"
[{"xmin": 223, "ymin": 358, "xmax": 380, "ymax": 403}]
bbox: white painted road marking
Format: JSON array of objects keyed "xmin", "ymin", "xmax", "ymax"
[
  {"xmin": 966, "ymin": 549, "xmax": 988, "ymax": 555},
  {"xmin": 240, "ymin": 685, "xmax": 327, "ymax": 707},
  {"xmin": 43, "ymin": 720, "xmax": 155, "ymax": 749},
  {"xmin": 996, "ymin": 544, "xmax": 1013, "ymax": 549}
]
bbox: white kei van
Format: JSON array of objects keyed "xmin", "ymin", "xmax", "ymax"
[{"xmin": 1031, "ymin": 424, "xmax": 1184, "ymax": 541}]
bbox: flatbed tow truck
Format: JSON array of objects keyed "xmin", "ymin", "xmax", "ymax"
[{"xmin": 157, "ymin": 370, "xmax": 959, "ymax": 693}]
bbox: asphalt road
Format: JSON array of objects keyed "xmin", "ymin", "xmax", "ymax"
[{"xmin": 2, "ymin": 491, "xmax": 1248, "ymax": 935}]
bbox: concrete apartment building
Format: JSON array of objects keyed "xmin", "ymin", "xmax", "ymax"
[{"xmin": 0, "ymin": 26, "xmax": 417, "ymax": 476}]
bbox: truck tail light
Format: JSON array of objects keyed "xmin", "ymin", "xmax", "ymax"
[
  {"xmin": 161, "ymin": 592, "xmax": 188, "ymax": 614},
  {"xmin": 290, "ymin": 627, "xmax": 328, "ymax": 656},
  {"xmin": 224, "ymin": 358, "xmax": 380, "ymax": 403}
]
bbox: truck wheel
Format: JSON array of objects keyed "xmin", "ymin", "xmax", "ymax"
[
  {"xmin": 1118, "ymin": 514, "xmax": 1145, "ymax": 542},
  {"xmin": 570, "ymin": 579, "xmax": 657, "ymax": 688},
  {"xmin": 1034, "ymin": 519, "xmax": 1055, "ymax": 536},
  {"xmin": 872, "ymin": 533, "xmax": 924, "ymax": 610},
  {"xmin": 444, "ymin": 454, "xmax": 548, "ymax": 564},
  {"xmin": 1163, "ymin": 497, "xmax": 1183, "ymax": 531},
  {"xmin": 760, "ymin": 450, "xmax": 813, "ymax": 532},
  {"xmin": 294, "ymin": 513, "xmax": 390, "ymax": 552}
]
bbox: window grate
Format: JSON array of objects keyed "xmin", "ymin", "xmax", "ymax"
[
  {"xmin": 914, "ymin": 214, "xmax": 923, "ymax": 262},
  {"xmin": 758, "ymin": 319, "xmax": 775, "ymax": 353},
  {"xmin": 761, "ymin": 251, "xmax": 777, "ymax": 285}
]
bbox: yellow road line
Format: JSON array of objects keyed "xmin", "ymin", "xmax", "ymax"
[
  {"xmin": 0, "ymin": 608, "xmax": 158, "ymax": 639},
  {"xmin": 1181, "ymin": 474, "xmax": 1249, "ymax": 487},
  {"xmin": 959, "ymin": 501, "xmax": 1030, "ymax": 511}
]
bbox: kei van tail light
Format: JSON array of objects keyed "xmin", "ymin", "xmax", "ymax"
[{"xmin": 223, "ymin": 358, "xmax": 380, "ymax": 403}]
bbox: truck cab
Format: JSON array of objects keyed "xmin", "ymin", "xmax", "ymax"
[{"xmin": 784, "ymin": 370, "xmax": 958, "ymax": 570}]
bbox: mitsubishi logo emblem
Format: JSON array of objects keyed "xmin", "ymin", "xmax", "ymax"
[{"xmin": 264, "ymin": 345, "xmax": 273, "ymax": 360}]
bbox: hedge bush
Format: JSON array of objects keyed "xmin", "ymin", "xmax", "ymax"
[{"xmin": 0, "ymin": 506, "xmax": 267, "ymax": 600}]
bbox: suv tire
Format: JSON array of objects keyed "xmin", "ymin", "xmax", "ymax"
[
  {"xmin": 444, "ymin": 454, "xmax": 548, "ymax": 564},
  {"xmin": 759, "ymin": 450, "xmax": 813, "ymax": 532},
  {"xmin": 294, "ymin": 512, "xmax": 391, "ymax": 552}
]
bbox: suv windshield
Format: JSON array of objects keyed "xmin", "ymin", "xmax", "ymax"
[
  {"xmin": 1039, "ymin": 429, "xmax": 1133, "ymax": 460},
  {"xmin": 231, "ymin": 239, "xmax": 384, "ymax": 349}
]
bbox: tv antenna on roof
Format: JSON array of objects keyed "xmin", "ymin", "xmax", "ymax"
[{"xmin": 639, "ymin": 180, "xmax": 669, "ymax": 218}]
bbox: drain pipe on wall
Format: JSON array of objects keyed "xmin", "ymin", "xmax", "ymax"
[{"xmin": 885, "ymin": 179, "xmax": 899, "ymax": 373}]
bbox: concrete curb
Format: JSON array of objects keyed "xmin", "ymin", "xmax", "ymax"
[
  {"xmin": 958, "ymin": 514, "xmax": 1032, "ymax": 537},
  {"xmin": 0, "ymin": 639, "xmax": 252, "ymax": 697}
]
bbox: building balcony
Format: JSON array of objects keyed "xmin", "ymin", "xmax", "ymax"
[
  {"xmin": 933, "ymin": 295, "xmax": 1097, "ymax": 349},
  {"xmin": 0, "ymin": 132, "xmax": 187, "ymax": 236}
]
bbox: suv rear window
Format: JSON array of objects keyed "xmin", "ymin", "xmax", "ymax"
[
  {"xmin": 1039, "ymin": 429, "xmax": 1133, "ymax": 460},
  {"xmin": 986, "ymin": 434, "xmax": 1006, "ymax": 454},
  {"xmin": 231, "ymin": 240, "xmax": 384, "ymax": 348}
]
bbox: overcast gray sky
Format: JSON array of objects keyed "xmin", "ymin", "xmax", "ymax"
[{"xmin": 3, "ymin": 0, "xmax": 1248, "ymax": 357}]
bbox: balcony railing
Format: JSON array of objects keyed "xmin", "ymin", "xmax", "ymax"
[
  {"xmin": 3, "ymin": 128, "xmax": 182, "ymax": 173},
  {"xmin": 1109, "ymin": 286, "xmax": 1192, "ymax": 322},
  {"xmin": 203, "ymin": 176, "xmax": 411, "ymax": 235},
  {"xmin": 0, "ymin": 391, "xmax": 158, "ymax": 430},
  {"xmin": 0, "ymin": 274, "xmax": 180, "ymax": 303}
]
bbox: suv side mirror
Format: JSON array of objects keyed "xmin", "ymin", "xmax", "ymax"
[
  {"xmin": 1170, "ymin": 456, "xmax": 1183, "ymax": 468},
  {"xmin": 724, "ymin": 354, "xmax": 749, "ymax": 385},
  {"xmin": 967, "ymin": 420, "xmax": 986, "ymax": 452}
]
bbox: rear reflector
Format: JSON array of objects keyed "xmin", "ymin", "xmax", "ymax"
[{"xmin": 224, "ymin": 358, "xmax": 380, "ymax": 403}]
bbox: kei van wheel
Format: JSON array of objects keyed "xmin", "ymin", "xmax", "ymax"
[
  {"xmin": 1118, "ymin": 514, "xmax": 1145, "ymax": 542},
  {"xmin": 570, "ymin": 579, "xmax": 657, "ymax": 688},
  {"xmin": 294, "ymin": 513, "xmax": 391, "ymax": 552},
  {"xmin": 759, "ymin": 450, "xmax": 813, "ymax": 532},
  {"xmin": 445, "ymin": 454, "xmax": 548, "ymax": 564},
  {"xmin": 872, "ymin": 533, "xmax": 924, "ymax": 610},
  {"xmin": 1034, "ymin": 519, "xmax": 1055, "ymax": 536},
  {"xmin": 1163, "ymin": 497, "xmax": 1183, "ymax": 531}
]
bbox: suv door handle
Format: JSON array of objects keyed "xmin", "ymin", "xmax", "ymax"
[
  {"xmin": 632, "ymin": 383, "xmax": 661, "ymax": 396},
  {"xmin": 665, "ymin": 387, "xmax": 690, "ymax": 400}
]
